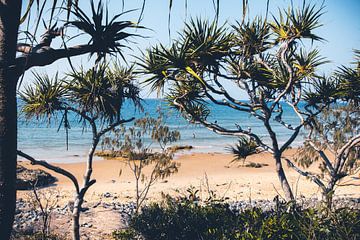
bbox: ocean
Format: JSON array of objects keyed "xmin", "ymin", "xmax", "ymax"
[{"xmin": 18, "ymin": 99, "xmax": 306, "ymax": 163}]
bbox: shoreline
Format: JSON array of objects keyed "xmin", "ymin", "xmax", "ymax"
[
  {"xmin": 15, "ymin": 150, "xmax": 360, "ymax": 238},
  {"xmin": 17, "ymin": 150, "xmax": 360, "ymax": 203}
]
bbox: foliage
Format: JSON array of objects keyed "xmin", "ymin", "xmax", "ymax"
[
  {"xmin": 20, "ymin": 62, "xmax": 141, "ymax": 125},
  {"xmin": 227, "ymin": 136, "xmax": 259, "ymax": 162},
  {"xmin": 139, "ymin": 1, "xmax": 334, "ymax": 200},
  {"xmin": 67, "ymin": 0, "xmax": 142, "ymax": 62},
  {"xmin": 19, "ymin": 72, "xmax": 65, "ymax": 121},
  {"xmin": 295, "ymin": 51, "xmax": 360, "ymax": 207},
  {"xmin": 101, "ymin": 110, "xmax": 180, "ymax": 211},
  {"xmin": 19, "ymin": 61, "xmax": 142, "ymax": 240},
  {"xmin": 113, "ymin": 195, "xmax": 360, "ymax": 240}
]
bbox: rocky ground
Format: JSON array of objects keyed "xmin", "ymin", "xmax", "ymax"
[
  {"xmin": 13, "ymin": 191, "xmax": 360, "ymax": 240},
  {"xmin": 13, "ymin": 192, "xmax": 135, "ymax": 240},
  {"xmin": 17, "ymin": 165, "xmax": 56, "ymax": 190}
]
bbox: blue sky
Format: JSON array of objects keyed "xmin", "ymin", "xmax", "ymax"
[{"xmin": 20, "ymin": 0, "xmax": 360, "ymax": 98}]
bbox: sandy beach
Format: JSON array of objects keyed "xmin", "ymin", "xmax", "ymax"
[
  {"xmin": 18, "ymin": 149, "xmax": 360, "ymax": 203},
  {"xmin": 14, "ymin": 150, "xmax": 360, "ymax": 238}
]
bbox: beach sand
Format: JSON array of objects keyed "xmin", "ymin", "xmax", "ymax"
[
  {"xmin": 16, "ymin": 150, "xmax": 360, "ymax": 238},
  {"xmin": 18, "ymin": 149, "xmax": 360, "ymax": 202}
]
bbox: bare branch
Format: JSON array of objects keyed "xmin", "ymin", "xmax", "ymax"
[
  {"xmin": 284, "ymin": 157, "xmax": 326, "ymax": 191},
  {"xmin": 15, "ymin": 44, "xmax": 94, "ymax": 76},
  {"xmin": 338, "ymin": 134, "xmax": 360, "ymax": 159},
  {"xmin": 173, "ymin": 96, "xmax": 273, "ymax": 153},
  {"xmin": 17, "ymin": 150, "xmax": 80, "ymax": 194},
  {"xmin": 270, "ymin": 39, "xmax": 295, "ymax": 111},
  {"xmin": 97, "ymin": 117, "xmax": 135, "ymax": 138},
  {"xmin": 307, "ymin": 140, "xmax": 336, "ymax": 177},
  {"xmin": 280, "ymin": 125, "xmax": 302, "ymax": 152}
]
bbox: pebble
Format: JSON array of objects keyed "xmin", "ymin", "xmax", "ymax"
[{"xmin": 13, "ymin": 196, "xmax": 360, "ymax": 234}]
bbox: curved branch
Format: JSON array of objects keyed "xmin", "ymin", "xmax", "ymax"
[
  {"xmin": 280, "ymin": 125, "xmax": 302, "ymax": 152},
  {"xmin": 270, "ymin": 39, "xmax": 295, "ymax": 111},
  {"xmin": 17, "ymin": 150, "xmax": 80, "ymax": 194},
  {"xmin": 338, "ymin": 134, "xmax": 360, "ymax": 159},
  {"xmin": 15, "ymin": 44, "xmax": 94, "ymax": 76},
  {"xmin": 307, "ymin": 140, "xmax": 336, "ymax": 177},
  {"xmin": 97, "ymin": 117, "xmax": 135, "ymax": 138},
  {"xmin": 173, "ymin": 96, "xmax": 273, "ymax": 153},
  {"xmin": 284, "ymin": 157, "xmax": 326, "ymax": 192},
  {"xmin": 62, "ymin": 106, "xmax": 94, "ymax": 123}
]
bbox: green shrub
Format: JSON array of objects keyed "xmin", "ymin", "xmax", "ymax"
[
  {"xmin": 113, "ymin": 198, "xmax": 360, "ymax": 240},
  {"xmin": 129, "ymin": 199, "xmax": 240, "ymax": 240},
  {"xmin": 112, "ymin": 228, "xmax": 142, "ymax": 240}
]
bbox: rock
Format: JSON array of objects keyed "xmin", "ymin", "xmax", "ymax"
[
  {"xmin": 103, "ymin": 192, "xmax": 112, "ymax": 198},
  {"xmin": 81, "ymin": 222, "xmax": 93, "ymax": 228},
  {"xmin": 81, "ymin": 207, "xmax": 90, "ymax": 212},
  {"xmin": 16, "ymin": 165, "xmax": 56, "ymax": 190},
  {"xmin": 92, "ymin": 201, "xmax": 101, "ymax": 208}
]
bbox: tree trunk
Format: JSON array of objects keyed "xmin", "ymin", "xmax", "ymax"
[
  {"xmin": 0, "ymin": 1, "xmax": 21, "ymax": 239},
  {"xmin": 274, "ymin": 154, "xmax": 295, "ymax": 201},
  {"xmin": 72, "ymin": 136, "xmax": 98, "ymax": 240},
  {"xmin": 72, "ymin": 195, "xmax": 83, "ymax": 240},
  {"xmin": 323, "ymin": 180, "xmax": 336, "ymax": 210}
]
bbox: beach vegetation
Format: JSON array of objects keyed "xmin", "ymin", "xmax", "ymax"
[
  {"xmin": 101, "ymin": 111, "xmax": 180, "ymax": 212},
  {"xmin": 113, "ymin": 194, "xmax": 360, "ymax": 240},
  {"xmin": 18, "ymin": 62, "xmax": 141, "ymax": 240},
  {"xmin": 140, "ymin": 2, "xmax": 331, "ymax": 201},
  {"xmin": 0, "ymin": 0, "xmax": 143, "ymax": 237},
  {"xmin": 293, "ymin": 50, "xmax": 360, "ymax": 208}
]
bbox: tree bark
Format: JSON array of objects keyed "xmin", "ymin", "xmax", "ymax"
[
  {"xmin": 71, "ymin": 133, "xmax": 99, "ymax": 240},
  {"xmin": 72, "ymin": 195, "xmax": 84, "ymax": 240},
  {"xmin": 274, "ymin": 154, "xmax": 295, "ymax": 201},
  {"xmin": 0, "ymin": 1, "xmax": 21, "ymax": 239}
]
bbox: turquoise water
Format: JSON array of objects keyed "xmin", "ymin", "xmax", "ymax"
[{"xmin": 18, "ymin": 99, "xmax": 306, "ymax": 163}]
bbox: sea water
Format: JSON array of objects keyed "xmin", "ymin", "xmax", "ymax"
[{"xmin": 18, "ymin": 99, "xmax": 306, "ymax": 163}]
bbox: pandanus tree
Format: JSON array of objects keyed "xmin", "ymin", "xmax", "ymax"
[
  {"xmin": 293, "ymin": 50, "xmax": 360, "ymax": 208},
  {"xmin": 0, "ymin": 0, "xmax": 142, "ymax": 237},
  {"xmin": 140, "ymin": 3, "xmax": 332, "ymax": 201},
  {"xmin": 18, "ymin": 62, "xmax": 141, "ymax": 240}
]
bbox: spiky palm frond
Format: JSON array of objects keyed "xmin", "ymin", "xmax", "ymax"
[
  {"xmin": 232, "ymin": 17, "xmax": 271, "ymax": 57},
  {"xmin": 334, "ymin": 50, "xmax": 360, "ymax": 103},
  {"xmin": 270, "ymin": 3, "xmax": 324, "ymax": 43},
  {"xmin": 140, "ymin": 18, "xmax": 231, "ymax": 95},
  {"xmin": 254, "ymin": 59, "xmax": 292, "ymax": 90},
  {"xmin": 354, "ymin": 49, "xmax": 360, "ymax": 70},
  {"xmin": 303, "ymin": 76, "xmax": 338, "ymax": 108},
  {"xmin": 166, "ymin": 79, "xmax": 209, "ymax": 122},
  {"xmin": 227, "ymin": 136, "xmax": 259, "ymax": 161},
  {"xmin": 181, "ymin": 18, "xmax": 232, "ymax": 71},
  {"xmin": 293, "ymin": 49, "xmax": 328, "ymax": 78},
  {"xmin": 335, "ymin": 66, "xmax": 360, "ymax": 103},
  {"xmin": 65, "ymin": 63, "xmax": 141, "ymax": 123},
  {"xmin": 19, "ymin": 72, "xmax": 65, "ymax": 120},
  {"xmin": 68, "ymin": 0, "xmax": 141, "ymax": 62},
  {"xmin": 288, "ymin": 3, "xmax": 324, "ymax": 41},
  {"xmin": 107, "ymin": 63, "xmax": 143, "ymax": 111},
  {"xmin": 139, "ymin": 39, "xmax": 193, "ymax": 94},
  {"xmin": 138, "ymin": 45, "xmax": 172, "ymax": 94}
]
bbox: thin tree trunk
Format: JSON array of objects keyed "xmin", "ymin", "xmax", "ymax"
[
  {"xmin": 71, "ymin": 134, "xmax": 99, "ymax": 240},
  {"xmin": 72, "ymin": 195, "xmax": 84, "ymax": 240},
  {"xmin": 274, "ymin": 154, "xmax": 295, "ymax": 201},
  {"xmin": 0, "ymin": 1, "xmax": 21, "ymax": 239},
  {"xmin": 264, "ymin": 117, "xmax": 295, "ymax": 201},
  {"xmin": 323, "ymin": 180, "xmax": 337, "ymax": 210}
]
